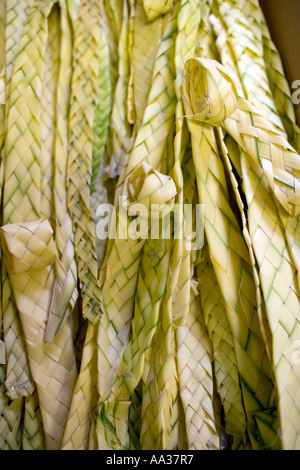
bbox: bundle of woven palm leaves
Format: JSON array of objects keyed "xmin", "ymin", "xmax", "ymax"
[{"xmin": 0, "ymin": 0, "xmax": 299, "ymax": 451}]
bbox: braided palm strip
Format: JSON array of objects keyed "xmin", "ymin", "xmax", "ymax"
[
  {"xmin": 126, "ymin": 1, "xmax": 135, "ymax": 128},
  {"xmin": 129, "ymin": 0, "xmax": 163, "ymax": 130},
  {"xmin": 2, "ymin": 1, "xmax": 79, "ymax": 449},
  {"xmin": 183, "ymin": 58, "xmax": 279, "ymax": 449},
  {"xmin": 167, "ymin": 378, "xmax": 188, "ymax": 450},
  {"xmin": 39, "ymin": 3, "xmax": 59, "ymax": 222},
  {"xmin": 168, "ymin": 0, "xmax": 202, "ymax": 330},
  {"xmin": 218, "ymin": 129, "xmax": 273, "ymax": 360},
  {"xmin": 101, "ymin": 0, "xmax": 123, "ymax": 102},
  {"xmin": 208, "ymin": 3, "xmax": 276, "ymax": 354},
  {"xmin": 0, "ymin": 0, "xmax": 5, "ymax": 152},
  {"xmin": 96, "ymin": 5, "xmax": 179, "ymax": 413},
  {"xmin": 22, "ymin": 392, "xmax": 45, "ymax": 450},
  {"xmin": 90, "ymin": 18, "xmax": 112, "ymax": 272},
  {"xmin": 1, "ymin": 0, "xmax": 35, "ymax": 408},
  {"xmin": 197, "ymin": 246, "xmax": 249, "ymax": 447},
  {"xmin": 95, "ymin": 166, "xmax": 176, "ymax": 449},
  {"xmin": 127, "ymin": 383, "xmax": 143, "ymax": 449},
  {"xmin": 90, "ymin": 1, "xmax": 121, "ymax": 273},
  {"xmin": 90, "ymin": 21, "xmax": 111, "ymax": 193},
  {"xmin": 0, "ymin": 293, "xmax": 26, "ymax": 448},
  {"xmin": 1, "ymin": 2, "xmax": 49, "ymax": 449},
  {"xmin": 175, "ymin": 283, "xmax": 221, "ymax": 450},
  {"xmin": 0, "ymin": 2, "xmax": 8, "ymax": 436},
  {"xmin": 95, "ymin": 237, "xmax": 172, "ymax": 449},
  {"xmin": 224, "ymin": 139, "xmax": 297, "ymax": 450},
  {"xmin": 255, "ymin": 2, "xmax": 300, "ymax": 153},
  {"xmin": 138, "ymin": 142, "xmax": 194, "ymax": 452},
  {"xmin": 222, "ymin": 113, "xmax": 300, "ymax": 450},
  {"xmin": 4, "ymin": 0, "xmax": 34, "ymax": 99},
  {"xmin": 224, "ymin": 101, "xmax": 300, "ymax": 219},
  {"xmin": 3, "ymin": 0, "xmax": 52, "ymax": 225},
  {"xmin": 66, "ymin": 0, "xmax": 103, "ymax": 324},
  {"xmin": 105, "ymin": 0, "xmax": 132, "ymax": 182},
  {"xmin": 207, "ymin": 12, "xmax": 244, "ymax": 100},
  {"xmin": 0, "ymin": 391, "xmax": 23, "ymax": 449},
  {"xmin": 99, "ymin": 0, "xmax": 172, "ymax": 277},
  {"xmin": 139, "ymin": 298, "xmax": 179, "ymax": 450},
  {"xmin": 61, "ymin": 323, "xmax": 98, "ymax": 449},
  {"xmin": 181, "ymin": 144, "xmax": 246, "ymax": 449},
  {"xmin": 45, "ymin": 0, "xmax": 78, "ymax": 342},
  {"xmin": 124, "ymin": 3, "xmax": 179, "ymax": 177},
  {"xmin": 135, "ymin": 0, "xmax": 203, "ymax": 451},
  {"xmin": 208, "ymin": 8, "xmax": 300, "ymax": 295},
  {"xmin": 1, "ymin": 219, "xmax": 78, "ymax": 450},
  {"xmin": 214, "ymin": 0, "xmax": 286, "ymax": 136},
  {"xmin": 256, "ymin": 9, "xmax": 300, "ymax": 294}
]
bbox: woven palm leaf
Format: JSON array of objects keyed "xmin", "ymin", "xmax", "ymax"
[{"xmin": 182, "ymin": 57, "xmax": 280, "ymax": 449}]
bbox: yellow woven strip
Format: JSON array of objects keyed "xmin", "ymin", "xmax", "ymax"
[
  {"xmin": 90, "ymin": 16, "xmax": 112, "ymax": 274},
  {"xmin": 95, "ymin": 166, "xmax": 176, "ymax": 449},
  {"xmin": 39, "ymin": 3, "xmax": 58, "ymax": 222},
  {"xmin": 205, "ymin": 10, "xmax": 300, "ymax": 363},
  {"xmin": 259, "ymin": 12, "xmax": 300, "ymax": 289},
  {"xmin": 1, "ymin": 0, "xmax": 36, "ymax": 406},
  {"xmin": 208, "ymin": 12, "xmax": 245, "ymax": 93},
  {"xmin": 1, "ymin": 219, "xmax": 78, "ymax": 450},
  {"xmin": 101, "ymin": 0, "xmax": 123, "ymax": 101},
  {"xmin": 183, "ymin": 58, "xmax": 279, "ymax": 449},
  {"xmin": 0, "ymin": 2, "xmax": 7, "ymax": 444},
  {"xmin": 105, "ymin": 0, "xmax": 132, "ymax": 182},
  {"xmin": 225, "ymin": 137, "xmax": 300, "ymax": 450},
  {"xmin": 139, "ymin": 298, "xmax": 176, "ymax": 450},
  {"xmin": 3, "ymin": 0, "xmax": 53, "ymax": 223},
  {"xmin": 214, "ymin": 0, "xmax": 286, "ymax": 135},
  {"xmin": 22, "ymin": 392, "xmax": 45, "ymax": 450},
  {"xmin": 139, "ymin": 140, "xmax": 189, "ymax": 450},
  {"xmin": 67, "ymin": 0, "xmax": 103, "ymax": 324},
  {"xmin": 129, "ymin": 0, "xmax": 163, "ymax": 130},
  {"xmin": 0, "ymin": 4, "xmax": 50, "ymax": 451},
  {"xmin": 96, "ymin": 4, "xmax": 179, "ymax": 414},
  {"xmin": 225, "ymin": 99, "xmax": 300, "ymax": 217},
  {"xmin": 183, "ymin": 144, "xmax": 247, "ymax": 448},
  {"xmin": 193, "ymin": 31, "xmax": 260, "ymax": 441},
  {"xmin": 169, "ymin": 0, "xmax": 212, "ymax": 350},
  {"xmin": 4, "ymin": 0, "xmax": 34, "ymax": 105},
  {"xmin": 99, "ymin": 1, "xmax": 174, "ymax": 283},
  {"xmin": 0, "ymin": 0, "xmax": 5, "ymax": 153},
  {"xmin": 167, "ymin": 0, "xmax": 202, "ymax": 330},
  {"xmin": 1, "ymin": 1, "xmax": 80, "ymax": 450},
  {"xmin": 97, "ymin": 0, "xmax": 134, "ymax": 285},
  {"xmin": 0, "ymin": 393, "xmax": 23, "ymax": 450},
  {"xmin": 255, "ymin": 1, "xmax": 300, "ymax": 152},
  {"xmin": 100, "ymin": 0, "xmax": 202, "ymax": 450},
  {"xmin": 45, "ymin": 0, "xmax": 78, "ymax": 342},
  {"xmin": 61, "ymin": 323, "xmax": 98, "ymax": 450},
  {"xmin": 167, "ymin": 382, "xmax": 188, "ymax": 450},
  {"xmin": 225, "ymin": 98, "xmax": 300, "ymax": 299},
  {"xmin": 175, "ymin": 283, "xmax": 221, "ymax": 450},
  {"xmin": 91, "ymin": 19, "xmax": 111, "ymax": 194},
  {"xmin": 197, "ymin": 244, "xmax": 249, "ymax": 444},
  {"xmin": 2, "ymin": 0, "xmax": 47, "ymax": 403},
  {"xmin": 218, "ymin": 130, "xmax": 273, "ymax": 361}
]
